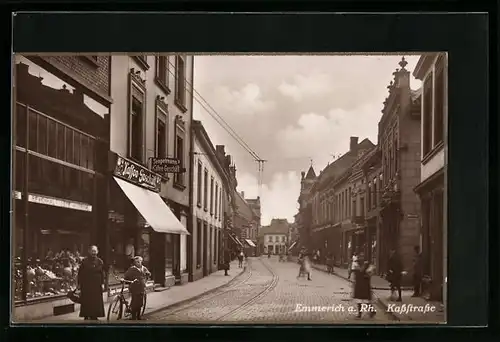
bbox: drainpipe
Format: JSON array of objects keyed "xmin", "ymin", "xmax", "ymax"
[{"xmin": 187, "ymin": 56, "xmax": 195, "ymax": 282}]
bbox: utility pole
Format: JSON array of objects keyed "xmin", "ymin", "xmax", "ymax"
[{"xmin": 256, "ymin": 159, "xmax": 267, "ymax": 198}]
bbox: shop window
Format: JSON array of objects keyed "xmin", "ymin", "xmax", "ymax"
[
  {"xmin": 73, "ymin": 132, "xmax": 81, "ymax": 167},
  {"xmin": 80, "ymin": 135, "xmax": 88, "ymax": 169},
  {"xmin": 65, "ymin": 128, "xmax": 74, "ymax": 165},
  {"xmin": 87, "ymin": 139, "xmax": 94, "ymax": 170},
  {"xmin": 37, "ymin": 115, "xmax": 47, "ymax": 155},
  {"xmin": 155, "ymin": 55, "xmax": 170, "ymax": 94},
  {"xmin": 138, "ymin": 231, "xmax": 150, "ymax": 269},
  {"xmin": 203, "ymin": 169, "xmax": 208, "ymax": 211},
  {"xmin": 28, "ymin": 110, "xmax": 37, "ymax": 151},
  {"xmin": 197, "ymin": 161, "xmax": 202, "ymax": 207},
  {"xmin": 165, "ymin": 233, "xmax": 173, "ymax": 276},
  {"xmin": 196, "ymin": 220, "xmax": 202, "ymax": 267},
  {"xmin": 210, "ymin": 177, "xmax": 214, "ymax": 215},
  {"xmin": 422, "ymin": 74, "xmax": 433, "ymax": 156},
  {"xmin": 56, "ymin": 122, "xmax": 65, "ymax": 161},
  {"xmin": 15, "ymin": 104, "xmax": 27, "ymax": 148},
  {"xmin": 174, "ymin": 55, "xmax": 187, "ymax": 111},
  {"xmin": 22, "ymin": 228, "xmax": 89, "ymax": 301},
  {"xmin": 434, "ymin": 59, "xmax": 445, "ymax": 146}
]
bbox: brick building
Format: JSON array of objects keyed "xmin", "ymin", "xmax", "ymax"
[
  {"xmin": 413, "ymin": 53, "xmax": 447, "ymax": 301},
  {"xmin": 13, "ymin": 55, "xmax": 111, "ymax": 320},
  {"xmin": 377, "ymin": 57, "xmax": 422, "ymax": 281},
  {"xmin": 308, "ymin": 137, "xmax": 374, "ymax": 265}
]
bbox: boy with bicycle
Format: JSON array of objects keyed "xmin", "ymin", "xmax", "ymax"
[{"xmin": 124, "ymin": 256, "xmax": 151, "ymax": 320}]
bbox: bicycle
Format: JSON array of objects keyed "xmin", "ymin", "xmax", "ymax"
[{"xmin": 107, "ymin": 277, "xmax": 147, "ymax": 321}]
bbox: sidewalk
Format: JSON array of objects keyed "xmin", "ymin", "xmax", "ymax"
[
  {"xmin": 290, "ymin": 258, "xmax": 445, "ymax": 322},
  {"xmin": 39, "ymin": 259, "xmax": 245, "ymax": 323}
]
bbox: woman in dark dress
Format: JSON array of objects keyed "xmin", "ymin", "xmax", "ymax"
[
  {"xmin": 78, "ymin": 245, "xmax": 105, "ymax": 320},
  {"xmin": 353, "ymin": 261, "xmax": 376, "ymax": 319}
]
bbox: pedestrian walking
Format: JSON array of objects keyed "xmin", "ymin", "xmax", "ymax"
[
  {"xmin": 238, "ymin": 250, "xmax": 244, "ymax": 268},
  {"xmin": 348, "ymin": 252, "xmax": 359, "ymax": 280},
  {"xmin": 412, "ymin": 246, "xmax": 423, "ymax": 297},
  {"xmin": 77, "ymin": 245, "xmax": 105, "ymax": 321},
  {"xmin": 326, "ymin": 252, "xmax": 334, "ymax": 274},
  {"xmin": 352, "ymin": 261, "xmax": 376, "ymax": 319},
  {"xmin": 124, "ymin": 256, "xmax": 151, "ymax": 320},
  {"xmin": 387, "ymin": 249, "xmax": 403, "ymax": 302},
  {"xmin": 297, "ymin": 250, "xmax": 312, "ymax": 281},
  {"xmin": 223, "ymin": 248, "xmax": 231, "ymax": 276}
]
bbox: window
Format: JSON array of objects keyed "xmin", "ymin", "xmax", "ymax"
[
  {"xmin": 196, "ymin": 220, "xmax": 202, "ymax": 267},
  {"xmin": 373, "ymin": 178, "xmax": 377, "ymax": 207},
  {"xmin": 73, "ymin": 131, "xmax": 81, "ymax": 167},
  {"xmin": 219, "ymin": 191, "xmax": 223, "ymax": 221},
  {"xmin": 56, "ymin": 123, "xmax": 65, "ymax": 160},
  {"xmin": 394, "ymin": 137, "xmax": 398, "ymax": 173},
  {"xmin": 38, "ymin": 115, "xmax": 47, "ymax": 155},
  {"xmin": 268, "ymin": 236, "xmax": 272, "ymax": 242},
  {"xmin": 215, "ymin": 184, "xmax": 219, "ymax": 219},
  {"xmin": 175, "ymin": 55, "xmax": 187, "ymax": 111},
  {"xmin": 434, "ymin": 58, "xmax": 445, "ymax": 146},
  {"xmin": 282, "ymin": 236, "xmax": 285, "ymax": 242},
  {"xmin": 422, "ymin": 74, "xmax": 433, "ymax": 156},
  {"xmin": 203, "ymin": 168, "xmax": 208, "ymax": 211},
  {"xmin": 15, "ymin": 104, "xmax": 27, "ymax": 148},
  {"xmin": 210, "ymin": 177, "xmax": 214, "ymax": 215},
  {"xmin": 65, "ymin": 128, "xmax": 74, "ymax": 164},
  {"xmin": 352, "ymin": 199, "xmax": 356, "ymax": 217},
  {"xmin": 28, "ymin": 110, "xmax": 37, "ymax": 151},
  {"xmin": 197, "ymin": 161, "xmax": 203, "ymax": 207},
  {"xmin": 128, "ymin": 76, "xmax": 145, "ymax": 163},
  {"xmin": 132, "ymin": 55, "xmax": 149, "ymax": 70},
  {"xmin": 155, "ymin": 55, "xmax": 170, "ymax": 94},
  {"xmin": 156, "ymin": 107, "xmax": 168, "ymax": 158},
  {"xmin": 367, "ymin": 183, "xmax": 372, "ymax": 209},
  {"xmin": 174, "ymin": 117, "xmax": 186, "ymax": 187},
  {"xmin": 360, "ymin": 197, "xmax": 365, "ymax": 217}
]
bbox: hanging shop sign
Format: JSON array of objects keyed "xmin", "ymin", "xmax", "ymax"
[
  {"xmin": 150, "ymin": 157, "xmax": 186, "ymax": 176},
  {"xmin": 114, "ymin": 155, "xmax": 161, "ymax": 192}
]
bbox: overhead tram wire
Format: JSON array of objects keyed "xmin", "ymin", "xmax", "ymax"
[{"xmin": 164, "ymin": 58, "xmax": 267, "ymax": 195}]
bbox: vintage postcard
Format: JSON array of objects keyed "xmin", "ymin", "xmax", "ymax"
[{"xmin": 11, "ymin": 53, "xmax": 447, "ymax": 324}]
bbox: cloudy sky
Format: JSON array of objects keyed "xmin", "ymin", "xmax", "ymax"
[{"xmin": 193, "ymin": 54, "xmax": 421, "ymax": 226}]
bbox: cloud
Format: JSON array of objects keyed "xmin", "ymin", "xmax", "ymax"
[
  {"xmin": 237, "ymin": 171, "xmax": 301, "ymax": 226},
  {"xmin": 278, "ymin": 72, "xmax": 333, "ymax": 102},
  {"xmin": 211, "ymin": 83, "xmax": 276, "ymax": 116},
  {"xmin": 276, "ymin": 103, "xmax": 381, "ymax": 171}
]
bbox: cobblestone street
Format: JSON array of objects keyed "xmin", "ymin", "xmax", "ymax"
[{"xmin": 146, "ymin": 256, "xmax": 397, "ymax": 324}]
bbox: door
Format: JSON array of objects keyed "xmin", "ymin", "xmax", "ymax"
[
  {"xmin": 203, "ymin": 222, "xmax": 208, "ymax": 277},
  {"xmin": 150, "ymin": 232, "xmax": 165, "ymax": 286}
]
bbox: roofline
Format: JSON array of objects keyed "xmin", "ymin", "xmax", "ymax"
[{"xmin": 413, "ymin": 53, "xmax": 439, "ymax": 80}]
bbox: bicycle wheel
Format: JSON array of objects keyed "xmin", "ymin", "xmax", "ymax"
[
  {"xmin": 107, "ymin": 296, "xmax": 123, "ymax": 321},
  {"xmin": 141, "ymin": 293, "xmax": 147, "ymax": 316}
]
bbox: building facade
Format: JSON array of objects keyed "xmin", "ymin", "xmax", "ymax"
[
  {"xmin": 261, "ymin": 219, "xmax": 290, "ymax": 254},
  {"xmin": 413, "ymin": 53, "xmax": 447, "ymax": 302},
  {"xmin": 234, "ymin": 191, "xmax": 258, "ymax": 256},
  {"xmin": 377, "ymin": 57, "xmax": 422, "ymax": 281},
  {"xmin": 360, "ymin": 146, "xmax": 383, "ymax": 270},
  {"xmin": 13, "ymin": 54, "xmax": 112, "ymax": 320},
  {"xmin": 108, "ymin": 54, "xmax": 193, "ymax": 288},
  {"xmin": 296, "ymin": 166, "xmax": 316, "ymax": 250},
  {"xmin": 308, "ymin": 137, "xmax": 374, "ymax": 265},
  {"xmin": 191, "ymin": 121, "xmax": 230, "ymax": 280}
]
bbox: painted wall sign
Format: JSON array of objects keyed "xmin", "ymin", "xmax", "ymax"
[
  {"xmin": 13, "ymin": 191, "xmax": 92, "ymax": 212},
  {"xmin": 114, "ymin": 155, "xmax": 161, "ymax": 192},
  {"xmin": 151, "ymin": 157, "xmax": 186, "ymax": 175}
]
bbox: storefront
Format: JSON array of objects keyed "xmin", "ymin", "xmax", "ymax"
[
  {"xmin": 107, "ymin": 153, "xmax": 190, "ymax": 289},
  {"xmin": 13, "ymin": 58, "xmax": 110, "ymax": 319},
  {"xmin": 365, "ymin": 216, "xmax": 379, "ymax": 268},
  {"xmin": 415, "ymin": 169, "xmax": 444, "ymax": 301},
  {"xmin": 243, "ymin": 239, "xmax": 256, "ymax": 256}
]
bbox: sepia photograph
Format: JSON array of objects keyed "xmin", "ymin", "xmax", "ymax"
[{"xmin": 11, "ymin": 53, "xmax": 447, "ymax": 325}]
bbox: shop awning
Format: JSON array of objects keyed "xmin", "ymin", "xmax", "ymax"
[
  {"xmin": 234, "ymin": 236, "xmax": 244, "ymax": 247},
  {"xmin": 114, "ymin": 176, "xmax": 190, "ymax": 235},
  {"xmin": 228, "ymin": 234, "xmax": 244, "ymax": 247},
  {"xmin": 244, "ymin": 239, "xmax": 256, "ymax": 247},
  {"xmin": 288, "ymin": 241, "xmax": 298, "ymax": 251}
]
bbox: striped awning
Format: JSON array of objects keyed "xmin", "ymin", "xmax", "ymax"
[
  {"xmin": 244, "ymin": 239, "xmax": 256, "ymax": 247},
  {"xmin": 288, "ymin": 241, "xmax": 298, "ymax": 251},
  {"xmin": 228, "ymin": 234, "xmax": 244, "ymax": 247}
]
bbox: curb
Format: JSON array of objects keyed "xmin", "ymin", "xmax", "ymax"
[
  {"xmin": 310, "ymin": 264, "xmax": 412, "ymax": 291},
  {"xmin": 142, "ymin": 265, "xmax": 247, "ymax": 318}
]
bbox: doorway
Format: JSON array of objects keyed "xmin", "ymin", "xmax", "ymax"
[
  {"xmin": 150, "ymin": 232, "xmax": 165, "ymax": 286},
  {"xmin": 203, "ymin": 222, "xmax": 208, "ymax": 277}
]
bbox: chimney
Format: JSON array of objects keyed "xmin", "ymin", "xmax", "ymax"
[
  {"xmin": 216, "ymin": 145, "xmax": 225, "ymax": 157},
  {"xmin": 350, "ymin": 136, "xmax": 359, "ymax": 153},
  {"xmin": 301, "ymin": 171, "xmax": 305, "ymax": 180}
]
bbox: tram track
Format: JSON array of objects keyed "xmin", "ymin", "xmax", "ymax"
[{"xmin": 145, "ymin": 258, "xmax": 279, "ymax": 322}]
